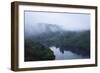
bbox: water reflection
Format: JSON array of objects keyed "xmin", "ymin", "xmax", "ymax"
[{"xmin": 50, "ymin": 46, "xmax": 83, "ymax": 60}]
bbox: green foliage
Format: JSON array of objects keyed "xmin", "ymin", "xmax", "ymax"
[
  {"xmin": 25, "ymin": 40, "xmax": 55, "ymax": 61},
  {"xmin": 25, "ymin": 30, "xmax": 90, "ymax": 61}
]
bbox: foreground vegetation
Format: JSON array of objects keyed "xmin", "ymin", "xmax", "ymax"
[{"xmin": 25, "ymin": 40, "xmax": 55, "ymax": 61}]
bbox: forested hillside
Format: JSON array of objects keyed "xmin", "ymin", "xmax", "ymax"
[{"xmin": 25, "ymin": 29, "xmax": 90, "ymax": 61}]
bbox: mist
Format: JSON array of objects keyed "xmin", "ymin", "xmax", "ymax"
[{"xmin": 24, "ymin": 11, "xmax": 90, "ymax": 36}]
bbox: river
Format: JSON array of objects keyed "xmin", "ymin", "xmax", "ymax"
[{"xmin": 49, "ymin": 46, "xmax": 83, "ymax": 60}]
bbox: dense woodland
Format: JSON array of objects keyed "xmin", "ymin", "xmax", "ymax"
[{"xmin": 25, "ymin": 29, "xmax": 90, "ymax": 61}]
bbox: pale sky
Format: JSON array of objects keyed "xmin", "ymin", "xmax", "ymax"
[{"xmin": 25, "ymin": 11, "xmax": 90, "ymax": 31}]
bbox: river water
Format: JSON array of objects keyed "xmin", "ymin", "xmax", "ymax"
[{"xmin": 49, "ymin": 46, "xmax": 83, "ymax": 60}]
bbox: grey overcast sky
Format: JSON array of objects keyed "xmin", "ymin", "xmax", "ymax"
[{"xmin": 25, "ymin": 11, "xmax": 90, "ymax": 31}]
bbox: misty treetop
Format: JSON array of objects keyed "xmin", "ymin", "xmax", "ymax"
[{"xmin": 24, "ymin": 11, "xmax": 90, "ymax": 37}]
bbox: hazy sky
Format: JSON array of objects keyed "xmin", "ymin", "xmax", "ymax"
[{"xmin": 24, "ymin": 11, "xmax": 90, "ymax": 31}]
